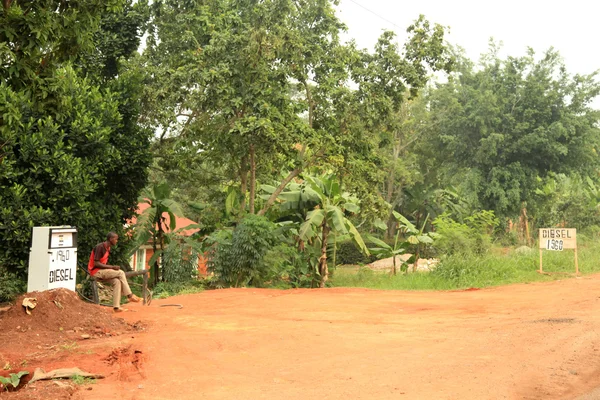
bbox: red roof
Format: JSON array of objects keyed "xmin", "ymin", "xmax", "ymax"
[{"xmin": 129, "ymin": 202, "xmax": 200, "ymax": 237}]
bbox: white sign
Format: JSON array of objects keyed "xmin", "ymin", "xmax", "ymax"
[
  {"xmin": 538, "ymin": 228, "xmax": 576, "ymax": 250},
  {"xmin": 538, "ymin": 228, "xmax": 578, "ymax": 274}
]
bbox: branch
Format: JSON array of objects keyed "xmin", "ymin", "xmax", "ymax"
[
  {"xmin": 257, "ymin": 166, "xmax": 302, "ymax": 216},
  {"xmin": 257, "ymin": 144, "xmax": 323, "ymax": 216}
]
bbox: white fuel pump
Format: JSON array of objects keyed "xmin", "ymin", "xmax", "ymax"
[{"xmin": 27, "ymin": 226, "xmax": 78, "ymax": 292}]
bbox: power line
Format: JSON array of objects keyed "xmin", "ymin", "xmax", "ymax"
[{"xmin": 345, "ymin": 0, "xmax": 401, "ymax": 30}]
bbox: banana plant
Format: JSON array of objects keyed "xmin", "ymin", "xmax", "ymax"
[
  {"xmin": 279, "ymin": 173, "xmax": 369, "ymax": 287},
  {"xmin": 132, "ymin": 182, "xmax": 186, "ymax": 285},
  {"xmin": 367, "ymin": 232, "xmax": 411, "ymax": 276},
  {"xmin": 371, "ymin": 210, "xmax": 438, "ymax": 274}
]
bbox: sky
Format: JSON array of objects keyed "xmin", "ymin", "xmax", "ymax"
[{"xmin": 336, "ymin": 0, "xmax": 600, "ymax": 77}]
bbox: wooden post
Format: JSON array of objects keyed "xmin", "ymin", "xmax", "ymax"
[
  {"xmin": 539, "ymin": 248, "xmax": 543, "ymax": 274},
  {"xmin": 143, "ymin": 271, "xmax": 148, "ymax": 305},
  {"xmin": 574, "ymin": 248, "xmax": 579, "ymax": 276}
]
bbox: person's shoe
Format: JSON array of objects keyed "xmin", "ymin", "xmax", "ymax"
[
  {"xmin": 113, "ymin": 307, "xmax": 128, "ymax": 313},
  {"xmin": 128, "ymin": 294, "xmax": 141, "ymax": 303}
]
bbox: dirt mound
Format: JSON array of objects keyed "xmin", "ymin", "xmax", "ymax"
[{"xmin": 0, "ymin": 288, "xmax": 130, "ymax": 342}]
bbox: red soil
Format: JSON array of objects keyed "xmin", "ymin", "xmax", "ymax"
[{"xmin": 4, "ymin": 277, "xmax": 600, "ymax": 399}]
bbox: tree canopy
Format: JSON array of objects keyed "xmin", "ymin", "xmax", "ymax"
[{"xmin": 0, "ymin": 0, "xmax": 152, "ymax": 273}]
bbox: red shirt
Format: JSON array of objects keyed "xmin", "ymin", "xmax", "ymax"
[{"xmin": 88, "ymin": 242, "xmax": 110, "ymax": 276}]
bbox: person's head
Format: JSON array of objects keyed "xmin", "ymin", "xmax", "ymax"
[{"xmin": 106, "ymin": 232, "xmax": 119, "ymax": 247}]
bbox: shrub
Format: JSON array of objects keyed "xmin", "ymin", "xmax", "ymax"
[
  {"xmin": 0, "ymin": 267, "xmax": 26, "ymax": 303},
  {"xmin": 337, "ymin": 240, "xmax": 374, "ymax": 265},
  {"xmin": 433, "ymin": 211, "xmax": 498, "ymax": 256},
  {"xmin": 207, "ymin": 215, "xmax": 277, "ymax": 287},
  {"xmin": 263, "ymin": 243, "xmax": 314, "ymax": 288},
  {"xmin": 161, "ymin": 243, "xmax": 200, "ymax": 283},
  {"xmin": 432, "ymin": 215, "xmax": 476, "ymax": 255}
]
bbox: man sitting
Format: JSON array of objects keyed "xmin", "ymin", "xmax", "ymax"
[{"xmin": 88, "ymin": 232, "xmax": 141, "ymax": 312}]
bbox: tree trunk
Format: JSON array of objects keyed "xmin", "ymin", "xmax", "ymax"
[
  {"xmin": 239, "ymin": 156, "xmax": 248, "ymax": 214},
  {"xmin": 392, "ymin": 255, "xmax": 397, "ymax": 276},
  {"xmin": 249, "ymin": 144, "xmax": 256, "ymax": 214},
  {"xmin": 385, "ymin": 133, "xmax": 402, "ymax": 240},
  {"xmin": 151, "ymin": 232, "xmax": 158, "ymax": 286},
  {"xmin": 153, "ymin": 218, "xmax": 165, "ymax": 285},
  {"xmin": 413, "ymin": 248, "xmax": 419, "ymax": 273},
  {"xmin": 319, "ymin": 221, "xmax": 330, "ymax": 288}
]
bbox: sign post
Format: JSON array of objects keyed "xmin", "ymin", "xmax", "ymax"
[{"xmin": 538, "ymin": 228, "xmax": 577, "ymax": 274}]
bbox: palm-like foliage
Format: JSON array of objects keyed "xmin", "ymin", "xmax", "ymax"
[
  {"xmin": 370, "ymin": 211, "xmax": 437, "ymax": 275},
  {"xmin": 133, "ymin": 183, "xmax": 186, "ymax": 284},
  {"xmin": 276, "ymin": 173, "xmax": 369, "ymax": 287}
]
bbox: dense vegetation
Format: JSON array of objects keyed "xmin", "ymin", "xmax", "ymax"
[{"xmin": 1, "ymin": 0, "xmax": 599, "ymax": 300}]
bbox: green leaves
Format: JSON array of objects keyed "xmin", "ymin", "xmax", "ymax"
[
  {"xmin": 0, "ymin": 371, "xmax": 28, "ymax": 391},
  {"xmin": 299, "ymin": 209, "xmax": 325, "ymax": 241},
  {"xmin": 427, "ymin": 47, "xmax": 600, "ymax": 216}
]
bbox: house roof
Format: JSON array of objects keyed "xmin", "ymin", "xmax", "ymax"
[{"xmin": 129, "ymin": 202, "xmax": 200, "ymax": 237}]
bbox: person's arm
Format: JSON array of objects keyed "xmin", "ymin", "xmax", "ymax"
[{"xmin": 94, "ymin": 260, "xmax": 120, "ymax": 271}]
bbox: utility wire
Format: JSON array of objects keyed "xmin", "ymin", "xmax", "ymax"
[{"xmin": 345, "ymin": 0, "xmax": 401, "ymax": 30}]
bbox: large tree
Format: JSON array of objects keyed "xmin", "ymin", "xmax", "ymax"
[
  {"xmin": 0, "ymin": 0, "xmax": 152, "ymax": 274},
  {"xmin": 141, "ymin": 1, "xmax": 453, "ymax": 224},
  {"xmin": 426, "ymin": 46, "xmax": 600, "ymax": 218}
]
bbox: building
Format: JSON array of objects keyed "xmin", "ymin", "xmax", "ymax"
[{"xmin": 128, "ymin": 202, "xmax": 207, "ymax": 276}]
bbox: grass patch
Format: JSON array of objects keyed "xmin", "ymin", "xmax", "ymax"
[
  {"xmin": 59, "ymin": 342, "xmax": 78, "ymax": 352},
  {"xmin": 153, "ymin": 280, "xmax": 205, "ymax": 299},
  {"xmin": 330, "ymin": 242, "xmax": 600, "ymax": 291},
  {"xmin": 71, "ymin": 374, "xmax": 96, "ymax": 385}
]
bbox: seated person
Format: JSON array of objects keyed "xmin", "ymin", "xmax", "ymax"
[{"xmin": 88, "ymin": 232, "xmax": 141, "ymax": 312}]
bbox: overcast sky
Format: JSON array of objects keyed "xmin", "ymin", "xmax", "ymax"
[{"xmin": 336, "ymin": 0, "xmax": 599, "ymax": 77}]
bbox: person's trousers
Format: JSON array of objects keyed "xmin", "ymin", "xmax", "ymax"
[{"xmin": 93, "ymin": 269, "xmax": 133, "ymax": 308}]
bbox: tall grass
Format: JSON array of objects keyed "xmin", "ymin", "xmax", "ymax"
[{"xmin": 330, "ymin": 241, "xmax": 600, "ymax": 291}]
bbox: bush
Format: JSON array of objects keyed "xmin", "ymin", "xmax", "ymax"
[
  {"xmin": 0, "ymin": 267, "xmax": 26, "ymax": 303},
  {"xmin": 161, "ymin": 243, "xmax": 200, "ymax": 283},
  {"xmin": 337, "ymin": 240, "xmax": 374, "ymax": 265},
  {"xmin": 207, "ymin": 215, "xmax": 277, "ymax": 287},
  {"xmin": 433, "ymin": 211, "xmax": 498, "ymax": 256},
  {"xmin": 263, "ymin": 243, "xmax": 315, "ymax": 288}
]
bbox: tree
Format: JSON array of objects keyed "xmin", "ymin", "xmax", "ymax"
[
  {"xmin": 0, "ymin": 0, "xmax": 151, "ymax": 276},
  {"xmin": 141, "ymin": 1, "xmax": 453, "ymax": 223},
  {"xmin": 134, "ymin": 183, "xmax": 186, "ymax": 285},
  {"xmin": 426, "ymin": 46, "xmax": 600, "ymax": 218},
  {"xmin": 283, "ymin": 173, "xmax": 368, "ymax": 287}
]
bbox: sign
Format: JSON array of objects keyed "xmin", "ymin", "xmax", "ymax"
[
  {"xmin": 538, "ymin": 228, "xmax": 576, "ymax": 251},
  {"xmin": 538, "ymin": 228, "xmax": 578, "ymax": 274}
]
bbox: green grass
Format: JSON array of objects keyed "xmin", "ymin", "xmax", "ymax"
[
  {"xmin": 330, "ymin": 242, "xmax": 600, "ymax": 291},
  {"xmin": 70, "ymin": 374, "xmax": 96, "ymax": 385},
  {"xmin": 153, "ymin": 280, "xmax": 205, "ymax": 299}
]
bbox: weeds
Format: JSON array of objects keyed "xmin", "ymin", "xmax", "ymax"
[
  {"xmin": 331, "ymin": 242, "xmax": 600, "ymax": 290},
  {"xmin": 153, "ymin": 280, "xmax": 204, "ymax": 299},
  {"xmin": 60, "ymin": 342, "xmax": 78, "ymax": 352},
  {"xmin": 71, "ymin": 374, "xmax": 96, "ymax": 385}
]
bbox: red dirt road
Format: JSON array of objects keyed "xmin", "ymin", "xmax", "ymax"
[{"xmin": 67, "ymin": 275, "xmax": 600, "ymax": 400}]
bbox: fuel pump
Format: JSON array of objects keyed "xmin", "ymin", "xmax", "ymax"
[{"xmin": 27, "ymin": 226, "xmax": 78, "ymax": 292}]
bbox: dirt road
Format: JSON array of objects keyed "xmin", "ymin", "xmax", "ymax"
[{"xmin": 61, "ymin": 275, "xmax": 600, "ymax": 400}]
